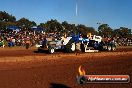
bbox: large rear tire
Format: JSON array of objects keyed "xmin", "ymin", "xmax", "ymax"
[
  {"xmin": 65, "ymin": 38, "xmax": 76, "ymax": 53},
  {"xmin": 66, "ymin": 42, "xmax": 76, "ymax": 53},
  {"xmin": 81, "ymin": 44, "xmax": 85, "ymax": 52}
]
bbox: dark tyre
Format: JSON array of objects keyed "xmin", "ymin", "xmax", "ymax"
[
  {"xmin": 65, "ymin": 38, "xmax": 76, "ymax": 53},
  {"xmin": 81, "ymin": 44, "xmax": 85, "ymax": 52},
  {"xmin": 38, "ymin": 48, "xmax": 42, "ymax": 53},
  {"xmin": 66, "ymin": 43, "xmax": 76, "ymax": 53}
]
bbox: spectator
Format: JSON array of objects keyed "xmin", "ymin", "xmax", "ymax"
[{"xmin": 25, "ymin": 37, "xmax": 30, "ymax": 49}]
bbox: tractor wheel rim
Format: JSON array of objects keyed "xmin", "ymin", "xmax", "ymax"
[
  {"xmin": 108, "ymin": 47, "xmax": 111, "ymax": 51},
  {"xmin": 51, "ymin": 49, "xmax": 54, "ymax": 53},
  {"xmin": 113, "ymin": 47, "xmax": 116, "ymax": 50},
  {"xmin": 71, "ymin": 43, "xmax": 75, "ymax": 51}
]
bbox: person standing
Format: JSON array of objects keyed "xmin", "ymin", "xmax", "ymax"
[
  {"xmin": 25, "ymin": 37, "xmax": 30, "ymax": 49},
  {"xmin": 2, "ymin": 38, "xmax": 7, "ymax": 48},
  {"xmin": 0, "ymin": 38, "xmax": 2, "ymax": 47}
]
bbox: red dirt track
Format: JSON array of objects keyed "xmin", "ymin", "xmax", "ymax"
[{"xmin": 0, "ymin": 47, "xmax": 132, "ymax": 88}]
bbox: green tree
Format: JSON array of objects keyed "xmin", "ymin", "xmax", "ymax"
[
  {"xmin": 77, "ymin": 24, "xmax": 97, "ymax": 35},
  {"xmin": 119, "ymin": 27, "xmax": 131, "ymax": 38},
  {"xmin": 113, "ymin": 29, "xmax": 121, "ymax": 38},
  {"xmin": 0, "ymin": 11, "xmax": 16, "ymax": 30},
  {"xmin": 98, "ymin": 24, "xmax": 113, "ymax": 37},
  {"xmin": 62, "ymin": 21, "xmax": 69, "ymax": 29},
  {"xmin": 0, "ymin": 11, "xmax": 16, "ymax": 22},
  {"xmin": 113, "ymin": 27, "xmax": 132, "ymax": 38},
  {"xmin": 17, "ymin": 18, "xmax": 36, "ymax": 30},
  {"xmin": 43, "ymin": 19, "xmax": 63, "ymax": 33}
]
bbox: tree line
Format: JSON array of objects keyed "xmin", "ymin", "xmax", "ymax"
[{"xmin": 0, "ymin": 11, "xmax": 131, "ymax": 38}]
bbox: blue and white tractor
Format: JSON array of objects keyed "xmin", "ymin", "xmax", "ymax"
[{"xmin": 37, "ymin": 33, "xmax": 116, "ymax": 54}]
